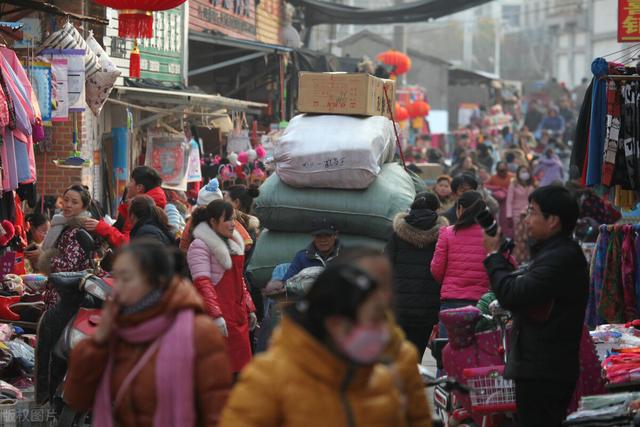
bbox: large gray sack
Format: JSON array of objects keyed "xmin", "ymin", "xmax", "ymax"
[
  {"xmin": 247, "ymin": 230, "xmax": 385, "ymax": 288},
  {"xmin": 255, "ymin": 163, "xmax": 415, "ymax": 240}
]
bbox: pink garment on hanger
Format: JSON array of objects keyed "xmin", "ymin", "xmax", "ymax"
[{"xmin": 0, "ymin": 47, "xmax": 41, "ymax": 122}]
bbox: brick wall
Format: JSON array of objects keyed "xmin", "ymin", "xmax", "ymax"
[{"xmin": 35, "ymin": 117, "xmax": 85, "ymax": 197}]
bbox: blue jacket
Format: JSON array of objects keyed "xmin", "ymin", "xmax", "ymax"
[{"xmin": 282, "ymin": 241, "xmax": 342, "ymax": 282}]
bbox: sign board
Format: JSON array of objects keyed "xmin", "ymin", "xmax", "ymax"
[
  {"xmin": 190, "ymin": 0, "xmax": 257, "ymax": 40},
  {"xmin": 104, "ymin": 4, "xmax": 186, "ymax": 83},
  {"xmin": 619, "ymin": 0, "xmax": 640, "ymax": 42}
]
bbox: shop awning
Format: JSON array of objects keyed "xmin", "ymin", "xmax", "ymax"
[
  {"xmin": 287, "ymin": 0, "xmax": 492, "ymax": 27},
  {"xmin": 112, "ymin": 85, "xmax": 267, "ymax": 111},
  {"xmin": 449, "ymin": 67, "xmax": 501, "ymax": 86},
  {"xmin": 188, "ymin": 32, "xmax": 291, "ymax": 77}
]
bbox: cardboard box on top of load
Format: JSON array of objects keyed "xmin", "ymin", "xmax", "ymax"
[{"xmin": 297, "ymin": 72, "xmax": 396, "ymax": 118}]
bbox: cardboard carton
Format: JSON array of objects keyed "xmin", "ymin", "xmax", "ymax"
[{"xmin": 297, "ymin": 72, "xmax": 396, "ymax": 118}]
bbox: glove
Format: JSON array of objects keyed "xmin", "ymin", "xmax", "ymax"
[
  {"xmin": 214, "ymin": 317, "xmax": 228, "ymax": 337},
  {"xmin": 249, "ymin": 312, "xmax": 258, "ymax": 331}
]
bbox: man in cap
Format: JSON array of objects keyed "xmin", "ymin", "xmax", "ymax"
[{"xmin": 263, "ymin": 218, "xmax": 342, "ymax": 295}]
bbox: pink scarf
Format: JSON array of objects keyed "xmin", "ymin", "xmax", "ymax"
[{"xmin": 93, "ymin": 309, "xmax": 195, "ymax": 427}]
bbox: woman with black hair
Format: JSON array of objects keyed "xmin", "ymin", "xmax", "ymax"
[
  {"xmin": 128, "ymin": 195, "xmax": 175, "ymax": 245},
  {"xmin": 386, "ymin": 192, "xmax": 448, "ymax": 356},
  {"xmin": 64, "ymin": 240, "xmax": 233, "ymax": 426},
  {"xmin": 220, "ymin": 263, "xmax": 406, "ymax": 427},
  {"xmin": 431, "ymin": 191, "xmax": 490, "ymax": 335},
  {"xmin": 506, "ymin": 165, "xmax": 536, "ymax": 262},
  {"xmin": 225, "ymin": 185, "xmax": 261, "ymax": 260},
  {"xmin": 29, "ymin": 185, "xmax": 94, "ymax": 275},
  {"xmin": 187, "ymin": 200, "xmax": 257, "ymax": 374}
]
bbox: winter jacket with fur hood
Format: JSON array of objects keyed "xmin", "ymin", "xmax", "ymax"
[
  {"xmin": 386, "ymin": 213, "xmax": 448, "ymax": 328},
  {"xmin": 430, "ymin": 224, "xmax": 490, "ymax": 302}
]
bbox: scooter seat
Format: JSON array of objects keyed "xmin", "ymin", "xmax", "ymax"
[{"xmin": 48, "ymin": 272, "xmax": 88, "ymax": 295}]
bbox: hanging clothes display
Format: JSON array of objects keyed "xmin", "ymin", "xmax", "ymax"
[
  {"xmin": 587, "ymin": 224, "xmax": 640, "ymax": 328},
  {"xmin": 571, "ymin": 57, "xmax": 640, "ymax": 209}
]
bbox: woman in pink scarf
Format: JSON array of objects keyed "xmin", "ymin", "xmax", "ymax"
[{"xmin": 64, "ymin": 241, "xmax": 233, "ymax": 427}]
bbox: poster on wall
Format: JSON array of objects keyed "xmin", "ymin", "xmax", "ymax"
[
  {"xmin": 41, "ymin": 49, "xmax": 85, "ymax": 113},
  {"xmin": 145, "ymin": 133, "xmax": 189, "ymax": 191},
  {"xmin": 50, "ymin": 59, "xmax": 69, "ymax": 122},
  {"xmin": 619, "ymin": 0, "xmax": 640, "ymax": 42},
  {"xmin": 186, "ymin": 139, "xmax": 203, "ymax": 182},
  {"xmin": 27, "ymin": 61, "xmax": 52, "ymax": 123}
]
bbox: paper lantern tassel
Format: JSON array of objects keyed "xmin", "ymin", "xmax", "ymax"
[
  {"xmin": 118, "ymin": 11, "xmax": 153, "ymax": 39},
  {"xmin": 129, "ymin": 40, "xmax": 141, "ymax": 79}
]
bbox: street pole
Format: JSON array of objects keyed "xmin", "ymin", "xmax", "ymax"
[{"xmin": 494, "ymin": 18, "xmax": 501, "ymax": 77}]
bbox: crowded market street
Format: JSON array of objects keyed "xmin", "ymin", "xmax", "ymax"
[{"xmin": 0, "ymin": 0, "xmax": 636, "ymax": 426}]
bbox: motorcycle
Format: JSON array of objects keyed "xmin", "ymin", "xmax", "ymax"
[
  {"xmin": 427, "ymin": 301, "xmax": 516, "ymax": 427},
  {"xmin": 35, "ymin": 229, "xmax": 113, "ymax": 427}
]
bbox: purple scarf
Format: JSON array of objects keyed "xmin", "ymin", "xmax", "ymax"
[{"xmin": 93, "ymin": 309, "xmax": 195, "ymax": 427}]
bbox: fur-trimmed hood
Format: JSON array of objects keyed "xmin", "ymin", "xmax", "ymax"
[
  {"xmin": 192, "ymin": 222, "xmax": 244, "ymax": 271},
  {"xmin": 393, "ymin": 213, "xmax": 448, "ymax": 248}
]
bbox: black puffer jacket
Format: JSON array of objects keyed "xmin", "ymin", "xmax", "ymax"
[
  {"xmin": 129, "ymin": 219, "xmax": 175, "ymax": 245},
  {"xmin": 385, "ymin": 213, "xmax": 448, "ymax": 328}
]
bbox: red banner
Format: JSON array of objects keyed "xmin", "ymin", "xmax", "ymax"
[{"xmin": 619, "ymin": 0, "xmax": 640, "ymax": 42}]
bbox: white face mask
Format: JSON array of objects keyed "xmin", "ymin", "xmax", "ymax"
[{"xmin": 519, "ymin": 172, "xmax": 531, "ymax": 181}]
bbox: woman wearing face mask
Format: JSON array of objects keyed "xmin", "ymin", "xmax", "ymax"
[
  {"xmin": 29, "ymin": 185, "xmax": 93, "ymax": 276},
  {"xmin": 64, "ymin": 241, "xmax": 233, "ymax": 426},
  {"xmin": 220, "ymin": 263, "xmax": 406, "ymax": 427},
  {"xmin": 187, "ymin": 200, "xmax": 257, "ymax": 374},
  {"xmin": 431, "ymin": 191, "xmax": 490, "ymax": 337},
  {"xmin": 507, "ymin": 166, "xmax": 536, "ymax": 263}
]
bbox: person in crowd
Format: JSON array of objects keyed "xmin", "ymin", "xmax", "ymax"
[
  {"xmin": 262, "ymin": 218, "xmax": 342, "ymax": 295},
  {"xmin": 179, "ymin": 178, "xmax": 224, "ymax": 252},
  {"xmin": 484, "ymin": 185, "xmax": 588, "ymax": 427},
  {"xmin": 433, "ymin": 175, "xmax": 453, "ymax": 213},
  {"xmin": 504, "ymin": 152, "xmax": 519, "ymax": 174},
  {"xmin": 83, "ymin": 166, "xmax": 166, "ymax": 248},
  {"xmin": 225, "ymin": 185, "xmax": 261, "ymax": 264},
  {"xmin": 518, "ymin": 126, "xmax": 538, "ymax": 156},
  {"xmin": 487, "ymin": 161, "xmax": 513, "ymax": 190},
  {"xmin": 25, "ymin": 213, "xmax": 50, "ymax": 247},
  {"xmin": 450, "ymin": 154, "xmax": 478, "ymax": 178},
  {"xmin": 506, "ymin": 166, "xmax": 536, "ymax": 261},
  {"xmin": 537, "ymin": 106, "xmax": 566, "ymax": 138},
  {"xmin": 485, "ymin": 162, "xmax": 513, "ymax": 237},
  {"xmin": 442, "ymin": 173, "xmax": 479, "ymax": 224},
  {"xmin": 220, "ymin": 263, "xmax": 409, "ymax": 427},
  {"xmin": 524, "ymin": 99, "xmax": 544, "ymax": 132},
  {"xmin": 64, "ymin": 240, "xmax": 233, "ymax": 426},
  {"xmin": 501, "ymin": 125, "xmax": 513, "ymax": 146},
  {"xmin": 431, "ymin": 191, "xmax": 490, "ymax": 336},
  {"xmin": 476, "ymin": 143, "xmax": 494, "ymax": 172},
  {"xmin": 164, "ymin": 189, "xmax": 188, "ymax": 238},
  {"xmin": 477, "ymin": 167, "xmax": 491, "ymax": 186},
  {"xmin": 29, "ymin": 185, "xmax": 93, "ymax": 276},
  {"xmin": 386, "ymin": 192, "xmax": 448, "ymax": 356},
  {"xmin": 128, "ymin": 195, "xmax": 175, "ymax": 245},
  {"xmin": 452, "ymin": 133, "xmax": 471, "ymax": 165},
  {"xmin": 534, "ymin": 147, "xmax": 564, "ymax": 187},
  {"xmin": 331, "ymin": 247, "xmax": 433, "ymax": 426},
  {"xmin": 187, "ymin": 200, "xmax": 257, "ymax": 374}
]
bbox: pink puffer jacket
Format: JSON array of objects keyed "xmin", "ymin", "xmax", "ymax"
[{"xmin": 430, "ymin": 224, "xmax": 489, "ymax": 302}]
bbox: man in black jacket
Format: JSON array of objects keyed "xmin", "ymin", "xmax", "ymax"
[{"xmin": 483, "ymin": 185, "xmax": 588, "ymax": 427}]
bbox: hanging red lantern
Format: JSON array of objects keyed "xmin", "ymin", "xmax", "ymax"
[
  {"xmin": 376, "ymin": 50, "xmax": 412, "ymax": 76},
  {"xmin": 409, "ymin": 101, "xmax": 431, "ymax": 118},
  {"xmin": 394, "ymin": 102, "xmax": 409, "ymax": 121},
  {"xmin": 92, "ymin": 0, "xmax": 186, "ymax": 39}
]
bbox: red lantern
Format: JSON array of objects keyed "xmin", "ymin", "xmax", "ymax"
[
  {"xmin": 408, "ymin": 101, "xmax": 431, "ymax": 118},
  {"xmin": 92, "ymin": 0, "xmax": 186, "ymax": 39},
  {"xmin": 394, "ymin": 103, "xmax": 409, "ymax": 121},
  {"xmin": 376, "ymin": 50, "xmax": 412, "ymax": 76}
]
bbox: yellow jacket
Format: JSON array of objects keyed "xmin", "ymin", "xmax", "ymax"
[
  {"xmin": 220, "ymin": 315, "xmax": 407, "ymax": 427},
  {"xmin": 382, "ymin": 321, "xmax": 432, "ymax": 427}
]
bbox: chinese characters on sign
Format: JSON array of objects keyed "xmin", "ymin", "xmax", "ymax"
[
  {"xmin": 619, "ymin": 0, "xmax": 640, "ymax": 42},
  {"xmin": 190, "ymin": 0, "xmax": 257, "ymax": 40}
]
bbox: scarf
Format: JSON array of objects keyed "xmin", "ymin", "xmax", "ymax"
[
  {"xmin": 404, "ymin": 208, "xmax": 438, "ymax": 231},
  {"xmin": 120, "ymin": 288, "xmax": 165, "ymax": 317},
  {"xmin": 93, "ymin": 309, "xmax": 195, "ymax": 427},
  {"xmin": 41, "ymin": 212, "xmax": 90, "ymax": 251}
]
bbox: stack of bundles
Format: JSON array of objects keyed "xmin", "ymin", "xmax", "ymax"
[{"xmin": 248, "ymin": 117, "xmax": 416, "ymax": 287}]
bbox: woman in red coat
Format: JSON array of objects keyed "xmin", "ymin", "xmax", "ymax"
[{"xmin": 187, "ymin": 200, "xmax": 257, "ymax": 374}]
